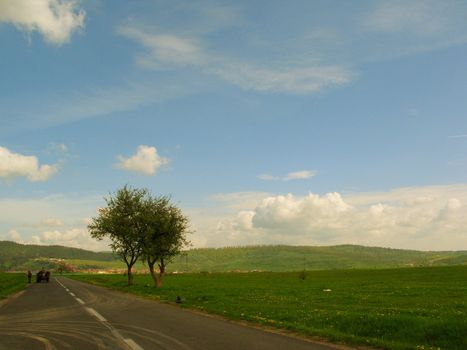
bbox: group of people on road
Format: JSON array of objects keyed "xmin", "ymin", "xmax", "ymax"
[{"xmin": 27, "ymin": 268, "xmax": 51, "ymax": 283}]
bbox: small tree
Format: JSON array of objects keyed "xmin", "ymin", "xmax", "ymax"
[
  {"xmin": 142, "ymin": 195, "xmax": 190, "ymax": 288},
  {"xmin": 88, "ymin": 185, "xmax": 147, "ymax": 285}
]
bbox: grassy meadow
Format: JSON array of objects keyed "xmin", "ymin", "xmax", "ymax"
[
  {"xmin": 69, "ymin": 266, "xmax": 467, "ymax": 350},
  {"xmin": 0, "ymin": 273, "xmax": 27, "ymax": 299}
]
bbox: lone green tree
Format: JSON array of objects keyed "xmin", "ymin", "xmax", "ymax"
[
  {"xmin": 88, "ymin": 185, "xmax": 147, "ymax": 285},
  {"xmin": 142, "ymin": 195, "xmax": 190, "ymax": 288}
]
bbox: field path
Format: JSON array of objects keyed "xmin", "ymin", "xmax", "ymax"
[{"xmin": 0, "ymin": 276, "xmax": 347, "ymax": 350}]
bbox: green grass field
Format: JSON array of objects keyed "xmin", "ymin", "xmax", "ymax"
[
  {"xmin": 0, "ymin": 273, "xmax": 27, "ymax": 299},
  {"xmin": 70, "ymin": 266, "xmax": 467, "ymax": 350}
]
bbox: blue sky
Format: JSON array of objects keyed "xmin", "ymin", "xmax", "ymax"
[{"xmin": 1, "ymin": 0, "xmax": 467, "ymax": 251}]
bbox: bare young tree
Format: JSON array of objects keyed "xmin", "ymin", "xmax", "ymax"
[{"xmin": 88, "ymin": 185, "xmax": 147, "ymax": 285}]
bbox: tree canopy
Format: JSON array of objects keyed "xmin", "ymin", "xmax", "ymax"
[
  {"xmin": 142, "ymin": 195, "xmax": 190, "ymax": 287},
  {"xmin": 88, "ymin": 185, "xmax": 191, "ymax": 286},
  {"xmin": 88, "ymin": 186, "xmax": 148, "ymax": 285}
]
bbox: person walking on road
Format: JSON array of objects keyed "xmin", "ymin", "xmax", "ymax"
[{"xmin": 27, "ymin": 270, "xmax": 32, "ymax": 283}]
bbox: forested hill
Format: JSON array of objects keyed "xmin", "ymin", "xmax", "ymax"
[
  {"xmin": 0, "ymin": 241, "xmax": 114, "ymax": 270},
  {"xmin": 1, "ymin": 241, "xmax": 467, "ymax": 272},
  {"xmin": 169, "ymin": 244, "xmax": 467, "ymax": 272}
]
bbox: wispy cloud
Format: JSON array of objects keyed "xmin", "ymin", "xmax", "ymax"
[
  {"xmin": 257, "ymin": 174, "xmax": 280, "ymax": 181},
  {"xmin": 0, "ymin": 0, "xmax": 85, "ymax": 45},
  {"xmin": 284, "ymin": 170, "xmax": 317, "ymax": 181},
  {"xmin": 363, "ymin": 0, "xmax": 447, "ymax": 35},
  {"xmin": 211, "ymin": 62, "xmax": 353, "ymax": 94},
  {"xmin": 119, "ymin": 25, "xmax": 354, "ymax": 95},
  {"xmin": 119, "ymin": 2, "xmax": 467, "ymax": 96},
  {"xmin": 119, "ymin": 26, "xmax": 205, "ymax": 68},
  {"xmin": 359, "ymin": 0, "xmax": 467, "ymax": 61},
  {"xmin": 258, "ymin": 170, "xmax": 316, "ymax": 181},
  {"xmin": 0, "ymin": 79, "xmax": 198, "ymax": 135},
  {"xmin": 448, "ymin": 134, "xmax": 467, "ymax": 139}
]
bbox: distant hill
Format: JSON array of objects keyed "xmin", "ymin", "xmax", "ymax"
[
  {"xmin": 1, "ymin": 241, "xmax": 466, "ymax": 272},
  {"xmin": 0, "ymin": 240, "xmax": 114, "ymax": 271},
  {"xmin": 169, "ymin": 245, "xmax": 467, "ymax": 272}
]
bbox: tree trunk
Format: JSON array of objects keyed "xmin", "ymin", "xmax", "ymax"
[
  {"xmin": 127, "ymin": 265, "xmax": 133, "ymax": 285},
  {"xmin": 157, "ymin": 258, "xmax": 165, "ymax": 288},
  {"xmin": 148, "ymin": 259, "xmax": 160, "ymax": 287},
  {"xmin": 148, "ymin": 258, "xmax": 165, "ymax": 288}
]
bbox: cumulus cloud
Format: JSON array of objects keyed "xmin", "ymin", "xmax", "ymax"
[
  {"xmin": 192, "ymin": 185, "xmax": 467, "ymax": 250},
  {"xmin": 210, "ymin": 192, "xmax": 271, "ymax": 211},
  {"xmin": 0, "ymin": 0, "xmax": 85, "ymax": 45},
  {"xmin": 40, "ymin": 217, "xmax": 64, "ymax": 227},
  {"xmin": 31, "ymin": 228, "xmax": 110, "ymax": 251},
  {"xmin": 5, "ymin": 229, "xmax": 23, "ymax": 243},
  {"xmin": 0, "ymin": 146, "xmax": 58, "ymax": 182},
  {"xmin": 116, "ymin": 145, "xmax": 169, "ymax": 176},
  {"xmin": 0, "ymin": 194, "xmax": 111, "ymax": 251},
  {"xmin": 252, "ymin": 193, "xmax": 351, "ymax": 233},
  {"xmin": 258, "ymin": 170, "xmax": 316, "ymax": 181}
]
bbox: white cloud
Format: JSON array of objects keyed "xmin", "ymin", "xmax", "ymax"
[
  {"xmin": 257, "ymin": 174, "xmax": 280, "ymax": 181},
  {"xmin": 2, "ymin": 80, "xmax": 197, "ymax": 134},
  {"xmin": 0, "ymin": 193, "xmax": 106, "ymax": 248},
  {"xmin": 364, "ymin": 1, "xmax": 449, "ymax": 35},
  {"xmin": 284, "ymin": 170, "xmax": 316, "ymax": 181},
  {"xmin": 119, "ymin": 25, "xmax": 353, "ymax": 94},
  {"xmin": 0, "ymin": 0, "xmax": 85, "ymax": 45},
  {"xmin": 31, "ymin": 228, "xmax": 110, "ymax": 251},
  {"xmin": 252, "ymin": 193, "xmax": 351, "ymax": 232},
  {"xmin": 448, "ymin": 134, "xmax": 467, "ymax": 139},
  {"xmin": 211, "ymin": 63, "xmax": 353, "ymax": 94},
  {"xmin": 0, "ymin": 146, "xmax": 58, "ymax": 182},
  {"xmin": 116, "ymin": 145, "xmax": 169, "ymax": 176},
  {"xmin": 119, "ymin": 27, "xmax": 204, "ymax": 68},
  {"xmin": 40, "ymin": 217, "xmax": 64, "ymax": 227},
  {"xmin": 0, "ymin": 194, "xmax": 100, "ymax": 228},
  {"xmin": 3, "ymin": 185, "xmax": 467, "ymax": 251},
  {"xmin": 46, "ymin": 142, "xmax": 68, "ymax": 155},
  {"xmin": 0, "ymin": 194, "xmax": 111, "ymax": 251},
  {"xmin": 5, "ymin": 229, "xmax": 23, "ymax": 243},
  {"xmin": 358, "ymin": 0, "xmax": 467, "ymax": 61},
  {"xmin": 118, "ymin": 2, "xmax": 467, "ymax": 96},
  {"xmin": 9, "ymin": 2, "xmax": 467, "ymax": 131},
  {"xmin": 210, "ymin": 192, "xmax": 271, "ymax": 210},
  {"xmin": 190, "ymin": 184, "xmax": 467, "ymax": 250},
  {"xmin": 258, "ymin": 170, "xmax": 316, "ymax": 181}
]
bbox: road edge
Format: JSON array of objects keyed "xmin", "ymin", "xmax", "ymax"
[
  {"xmin": 62, "ymin": 276, "xmax": 380, "ymax": 350},
  {"xmin": 0, "ymin": 285, "xmax": 30, "ymax": 309}
]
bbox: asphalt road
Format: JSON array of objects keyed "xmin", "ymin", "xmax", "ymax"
[{"xmin": 0, "ymin": 277, "xmax": 346, "ymax": 350}]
